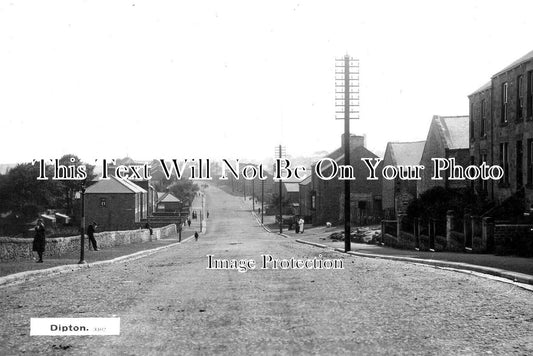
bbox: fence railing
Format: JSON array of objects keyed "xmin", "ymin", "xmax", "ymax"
[{"xmin": 379, "ymin": 211, "xmax": 526, "ymax": 254}]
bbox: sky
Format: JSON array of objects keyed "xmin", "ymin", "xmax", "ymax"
[{"xmin": 1, "ymin": 0, "xmax": 532, "ymax": 164}]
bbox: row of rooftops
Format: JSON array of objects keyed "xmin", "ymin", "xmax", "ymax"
[
  {"xmin": 299, "ymin": 115, "xmax": 469, "ymax": 186},
  {"xmin": 84, "ymin": 175, "xmax": 181, "ymax": 203},
  {"xmin": 89, "ymin": 114, "xmax": 470, "ymax": 193},
  {"xmin": 384, "ymin": 115, "xmax": 469, "ymax": 166},
  {"xmin": 470, "ymin": 48, "xmax": 533, "ymax": 96},
  {"xmin": 85, "ymin": 176, "xmax": 147, "ymax": 194}
]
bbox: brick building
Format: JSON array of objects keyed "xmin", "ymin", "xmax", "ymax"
[
  {"xmin": 312, "ymin": 134, "xmax": 382, "ymax": 226},
  {"xmin": 418, "ymin": 115, "xmax": 470, "ymax": 196},
  {"xmin": 468, "ymin": 49, "xmax": 533, "ymax": 209},
  {"xmin": 382, "ymin": 141, "xmax": 425, "ymax": 218},
  {"xmin": 156, "ymin": 192, "xmax": 181, "ymax": 212},
  {"xmin": 298, "ymin": 175, "xmax": 313, "ymax": 222},
  {"xmin": 85, "ymin": 176, "xmax": 147, "ymax": 231}
]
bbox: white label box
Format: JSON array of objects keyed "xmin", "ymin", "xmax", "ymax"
[{"xmin": 30, "ymin": 318, "xmax": 120, "ymax": 336}]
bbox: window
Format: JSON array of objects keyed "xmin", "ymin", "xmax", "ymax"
[
  {"xmin": 480, "ymin": 99, "xmax": 486, "ymax": 137},
  {"xmin": 500, "ymin": 142, "xmax": 509, "ymax": 185},
  {"xmin": 100, "ymin": 198, "xmax": 107, "ymax": 208},
  {"xmin": 470, "ymin": 102, "xmax": 475, "ymax": 139},
  {"xmin": 470, "ymin": 156, "xmax": 475, "ymax": 189},
  {"xmin": 526, "ymin": 70, "xmax": 533, "ymax": 119},
  {"xmin": 517, "ymin": 75, "xmax": 524, "ymax": 120},
  {"xmin": 527, "ymin": 138, "xmax": 533, "ymax": 186},
  {"xmin": 501, "ymin": 82, "xmax": 508, "ymax": 124},
  {"xmin": 480, "ymin": 153, "xmax": 488, "ymax": 192},
  {"xmin": 517, "ymin": 140, "xmax": 523, "ymax": 187}
]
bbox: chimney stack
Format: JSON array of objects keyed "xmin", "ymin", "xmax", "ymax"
[{"xmin": 341, "ymin": 133, "xmax": 365, "ymax": 149}]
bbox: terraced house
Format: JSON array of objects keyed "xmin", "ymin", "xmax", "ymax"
[
  {"xmin": 311, "ymin": 134, "xmax": 382, "ymax": 225},
  {"xmin": 469, "ymin": 49, "xmax": 533, "ymax": 209}
]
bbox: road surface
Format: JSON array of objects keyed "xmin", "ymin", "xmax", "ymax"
[{"xmin": 1, "ymin": 185, "xmax": 532, "ymax": 355}]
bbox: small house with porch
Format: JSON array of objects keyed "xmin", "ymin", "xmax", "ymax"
[{"xmin": 85, "ymin": 176, "xmax": 147, "ymax": 231}]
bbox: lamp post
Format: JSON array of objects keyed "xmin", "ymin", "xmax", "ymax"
[
  {"xmin": 78, "ymin": 184, "xmax": 86, "ymax": 264},
  {"xmin": 252, "ymin": 176, "xmax": 255, "ymax": 212},
  {"xmin": 261, "ymin": 178, "xmax": 264, "ymax": 224}
]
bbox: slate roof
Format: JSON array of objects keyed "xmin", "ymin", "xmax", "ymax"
[
  {"xmin": 387, "ymin": 141, "xmax": 426, "ymax": 166},
  {"xmin": 283, "ymin": 182, "xmax": 300, "ymax": 193},
  {"xmin": 493, "ymin": 49, "xmax": 533, "ymax": 78},
  {"xmin": 85, "ymin": 176, "xmax": 147, "ymax": 194},
  {"xmin": 317, "ymin": 145, "xmax": 379, "ymax": 172},
  {"xmin": 299, "ymin": 175, "xmax": 312, "ymax": 186},
  {"xmin": 470, "ymin": 49, "xmax": 533, "ymax": 95},
  {"xmin": 158, "ymin": 192, "xmax": 181, "ymax": 203},
  {"xmin": 434, "ymin": 115, "xmax": 469, "ymax": 150},
  {"xmin": 469, "ymin": 81, "xmax": 491, "ymax": 96}
]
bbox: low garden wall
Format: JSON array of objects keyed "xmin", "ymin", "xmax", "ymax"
[{"xmin": 0, "ymin": 224, "xmax": 177, "ymax": 262}]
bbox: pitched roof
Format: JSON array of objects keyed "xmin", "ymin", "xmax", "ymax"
[
  {"xmin": 434, "ymin": 115, "xmax": 469, "ymax": 150},
  {"xmin": 470, "ymin": 49, "xmax": 533, "ymax": 96},
  {"xmin": 317, "ymin": 145, "xmax": 379, "ymax": 172},
  {"xmin": 387, "ymin": 141, "xmax": 425, "ymax": 166},
  {"xmin": 299, "ymin": 175, "xmax": 312, "ymax": 186},
  {"xmin": 158, "ymin": 192, "xmax": 181, "ymax": 203},
  {"xmin": 469, "ymin": 81, "xmax": 491, "ymax": 96},
  {"xmin": 85, "ymin": 176, "xmax": 147, "ymax": 194},
  {"xmin": 283, "ymin": 182, "xmax": 300, "ymax": 193},
  {"xmin": 493, "ymin": 49, "xmax": 533, "ymax": 78}
]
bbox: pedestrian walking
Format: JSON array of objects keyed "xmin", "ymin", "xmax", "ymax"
[
  {"xmin": 295, "ymin": 216, "xmax": 300, "ymax": 233},
  {"xmin": 187, "ymin": 218, "xmax": 191, "ymax": 228},
  {"xmin": 32, "ymin": 219, "xmax": 46, "ymax": 263},
  {"xmin": 144, "ymin": 222, "xmax": 153, "ymax": 236},
  {"xmin": 194, "ymin": 231, "xmax": 199, "ymax": 241},
  {"xmin": 87, "ymin": 221, "xmax": 99, "ymax": 251},
  {"xmin": 299, "ymin": 217, "xmax": 305, "ymax": 233}
]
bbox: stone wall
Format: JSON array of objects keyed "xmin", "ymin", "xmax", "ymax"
[
  {"xmin": 493, "ymin": 224, "xmax": 533, "ymax": 256},
  {"xmin": 0, "ymin": 224, "xmax": 177, "ymax": 262}
]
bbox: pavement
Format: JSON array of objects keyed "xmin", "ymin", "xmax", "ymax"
[
  {"xmin": 1, "ymin": 184, "xmax": 533, "ymax": 355},
  {"xmin": 254, "ymin": 211, "xmax": 533, "ymax": 286},
  {"xmin": 247, "ymin": 204, "xmax": 533, "ymax": 289},
  {"xmin": 0, "ymin": 192, "xmax": 206, "ymax": 282}
]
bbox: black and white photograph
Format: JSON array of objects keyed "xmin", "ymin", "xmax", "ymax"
[{"xmin": 1, "ymin": 1, "xmax": 532, "ymax": 355}]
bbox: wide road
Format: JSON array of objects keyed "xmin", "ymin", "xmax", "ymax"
[{"xmin": 1, "ymin": 185, "xmax": 532, "ymax": 355}]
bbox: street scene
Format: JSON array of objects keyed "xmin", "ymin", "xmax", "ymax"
[
  {"xmin": 1, "ymin": 1, "xmax": 533, "ymax": 355},
  {"xmin": 1, "ymin": 185, "xmax": 533, "ymax": 355}
]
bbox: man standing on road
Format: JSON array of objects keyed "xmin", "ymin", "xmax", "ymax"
[
  {"xmin": 87, "ymin": 221, "xmax": 99, "ymax": 251},
  {"xmin": 32, "ymin": 219, "xmax": 46, "ymax": 263},
  {"xmin": 194, "ymin": 231, "xmax": 199, "ymax": 241}
]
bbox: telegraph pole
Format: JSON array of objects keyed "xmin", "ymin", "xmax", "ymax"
[
  {"xmin": 78, "ymin": 184, "xmax": 86, "ymax": 264},
  {"xmin": 335, "ymin": 54, "xmax": 359, "ymax": 252},
  {"xmin": 252, "ymin": 176, "xmax": 255, "ymax": 212},
  {"xmin": 275, "ymin": 145, "xmax": 286, "ymax": 234},
  {"xmin": 261, "ymin": 178, "xmax": 264, "ymax": 224}
]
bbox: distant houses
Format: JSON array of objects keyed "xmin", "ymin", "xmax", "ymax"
[
  {"xmin": 310, "ymin": 134, "xmax": 383, "ymax": 225},
  {"xmin": 85, "ymin": 176, "xmax": 148, "ymax": 231},
  {"xmin": 298, "ymin": 175, "xmax": 313, "ymax": 222},
  {"xmin": 418, "ymin": 115, "xmax": 470, "ymax": 196},
  {"xmin": 156, "ymin": 192, "xmax": 181, "ymax": 213},
  {"xmin": 381, "ymin": 141, "xmax": 425, "ymax": 218},
  {"xmin": 280, "ymin": 177, "xmax": 301, "ymax": 215}
]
